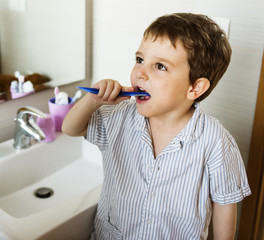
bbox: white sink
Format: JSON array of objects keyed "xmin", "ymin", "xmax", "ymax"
[{"xmin": 0, "ymin": 133, "xmax": 103, "ymax": 240}]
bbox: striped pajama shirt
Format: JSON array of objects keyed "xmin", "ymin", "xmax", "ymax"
[{"xmin": 87, "ymin": 99, "xmax": 251, "ymax": 240}]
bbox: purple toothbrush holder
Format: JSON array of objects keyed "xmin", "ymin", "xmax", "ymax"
[
  {"xmin": 36, "ymin": 114, "xmax": 56, "ymax": 142},
  {"xmin": 48, "ymin": 97, "xmax": 74, "ymax": 132}
]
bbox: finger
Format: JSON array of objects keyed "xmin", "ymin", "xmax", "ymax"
[
  {"xmin": 108, "ymin": 81, "xmax": 122, "ymax": 101},
  {"xmin": 94, "ymin": 80, "xmax": 107, "ymax": 98},
  {"xmin": 122, "ymin": 86, "xmax": 134, "ymax": 92},
  {"xmin": 95, "ymin": 79, "xmax": 114, "ymax": 100},
  {"xmin": 102, "ymin": 80, "xmax": 116, "ymax": 101}
]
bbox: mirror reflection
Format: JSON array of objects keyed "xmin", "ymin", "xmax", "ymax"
[{"xmin": 0, "ymin": 0, "xmax": 86, "ymax": 103}]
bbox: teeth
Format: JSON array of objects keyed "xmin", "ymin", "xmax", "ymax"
[{"xmin": 138, "ymin": 87, "xmax": 145, "ymax": 92}]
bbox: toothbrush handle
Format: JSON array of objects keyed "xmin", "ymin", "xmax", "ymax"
[{"xmin": 77, "ymin": 87, "xmax": 150, "ymax": 97}]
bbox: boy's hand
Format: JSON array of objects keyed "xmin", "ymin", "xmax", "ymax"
[
  {"xmin": 91, "ymin": 79, "xmax": 134, "ymax": 105},
  {"xmin": 62, "ymin": 79, "xmax": 133, "ymax": 137}
]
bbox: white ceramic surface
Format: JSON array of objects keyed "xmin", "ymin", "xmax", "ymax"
[{"xmin": 0, "ymin": 133, "xmax": 103, "ymax": 240}]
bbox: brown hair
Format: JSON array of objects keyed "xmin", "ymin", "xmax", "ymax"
[{"xmin": 144, "ymin": 13, "xmax": 232, "ymax": 102}]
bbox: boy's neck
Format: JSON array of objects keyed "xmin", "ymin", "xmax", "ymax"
[
  {"xmin": 148, "ymin": 103, "xmax": 195, "ymax": 129},
  {"xmin": 148, "ymin": 104, "xmax": 195, "ymax": 158}
]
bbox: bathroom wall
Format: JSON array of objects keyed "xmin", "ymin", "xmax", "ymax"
[{"xmin": 92, "ymin": 0, "xmax": 264, "ymax": 168}]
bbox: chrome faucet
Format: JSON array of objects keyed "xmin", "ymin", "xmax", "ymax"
[{"xmin": 13, "ymin": 106, "xmax": 46, "ymax": 149}]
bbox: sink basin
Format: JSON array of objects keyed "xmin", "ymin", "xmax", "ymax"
[{"xmin": 0, "ymin": 133, "xmax": 103, "ymax": 240}]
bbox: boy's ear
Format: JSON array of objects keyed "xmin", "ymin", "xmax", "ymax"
[{"xmin": 187, "ymin": 78, "xmax": 210, "ymax": 101}]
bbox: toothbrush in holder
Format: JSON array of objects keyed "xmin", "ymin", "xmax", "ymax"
[
  {"xmin": 70, "ymin": 90, "xmax": 82, "ymax": 104},
  {"xmin": 18, "ymin": 75, "xmax": 25, "ymax": 93}
]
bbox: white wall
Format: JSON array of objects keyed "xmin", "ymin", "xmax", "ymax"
[{"xmin": 92, "ymin": 0, "xmax": 264, "ymax": 167}]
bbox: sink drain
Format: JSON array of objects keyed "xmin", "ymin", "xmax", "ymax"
[{"xmin": 34, "ymin": 187, "xmax": 54, "ymax": 199}]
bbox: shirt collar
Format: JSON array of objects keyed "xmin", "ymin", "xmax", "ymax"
[
  {"xmin": 175, "ymin": 102, "xmax": 204, "ymax": 144},
  {"xmin": 134, "ymin": 101, "xmax": 204, "ymax": 145}
]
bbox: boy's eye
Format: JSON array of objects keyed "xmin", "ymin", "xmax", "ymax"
[
  {"xmin": 136, "ymin": 56, "xmax": 144, "ymax": 64},
  {"xmin": 155, "ymin": 63, "xmax": 167, "ymax": 71}
]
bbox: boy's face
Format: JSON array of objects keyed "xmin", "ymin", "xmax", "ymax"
[{"xmin": 130, "ymin": 37, "xmax": 193, "ymax": 119}]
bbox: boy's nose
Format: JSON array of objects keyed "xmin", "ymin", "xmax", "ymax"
[{"xmin": 136, "ymin": 67, "xmax": 148, "ymax": 80}]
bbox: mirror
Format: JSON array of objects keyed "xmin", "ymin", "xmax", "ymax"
[{"xmin": 0, "ymin": 0, "xmax": 87, "ymax": 103}]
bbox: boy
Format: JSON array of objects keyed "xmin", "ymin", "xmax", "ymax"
[{"xmin": 62, "ymin": 13, "xmax": 251, "ymax": 239}]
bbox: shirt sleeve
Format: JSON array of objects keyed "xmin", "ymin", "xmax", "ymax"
[
  {"xmin": 208, "ymin": 130, "xmax": 251, "ymax": 205},
  {"xmin": 86, "ymin": 105, "xmax": 115, "ymax": 152}
]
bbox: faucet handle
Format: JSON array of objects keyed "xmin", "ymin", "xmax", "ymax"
[{"xmin": 16, "ymin": 106, "xmax": 47, "ymax": 120}]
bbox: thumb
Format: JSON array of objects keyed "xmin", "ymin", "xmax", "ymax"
[{"xmin": 122, "ymin": 86, "xmax": 134, "ymax": 92}]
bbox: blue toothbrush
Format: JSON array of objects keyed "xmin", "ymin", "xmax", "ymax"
[{"xmin": 77, "ymin": 87, "xmax": 150, "ymax": 97}]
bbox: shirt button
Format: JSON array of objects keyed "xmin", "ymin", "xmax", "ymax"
[
  {"xmin": 151, "ymin": 192, "xmax": 156, "ymax": 198},
  {"xmin": 147, "ymin": 219, "xmax": 152, "ymax": 224}
]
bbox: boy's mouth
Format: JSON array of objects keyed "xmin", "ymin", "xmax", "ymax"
[{"xmin": 136, "ymin": 86, "xmax": 151, "ymax": 101}]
